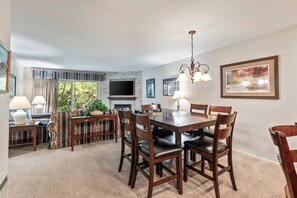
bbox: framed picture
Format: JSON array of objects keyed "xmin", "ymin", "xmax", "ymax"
[
  {"xmin": 220, "ymin": 56, "xmax": 279, "ymax": 99},
  {"xmin": 0, "ymin": 41, "xmax": 11, "ymax": 93},
  {"xmin": 163, "ymin": 78, "xmax": 179, "ymax": 96},
  {"xmin": 146, "ymin": 78, "xmax": 155, "ymax": 98},
  {"xmin": 9, "ymin": 74, "xmax": 16, "ymax": 98}
]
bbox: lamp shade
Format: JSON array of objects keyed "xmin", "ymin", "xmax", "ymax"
[
  {"xmin": 172, "ymin": 91, "xmax": 184, "ymax": 99},
  {"xmin": 177, "ymin": 72, "xmax": 187, "ymax": 82},
  {"xmin": 9, "ymin": 96, "xmax": 32, "ymax": 110},
  {"xmin": 32, "ymin": 96, "xmax": 47, "ymax": 105}
]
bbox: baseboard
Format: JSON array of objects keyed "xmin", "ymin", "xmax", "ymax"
[
  {"xmin": 234, "ymin": 148, "xmax": 278, "ymax": 165},
  {"xmin": 0, "ymin": 175, "xmax": 7, "ymax": 191}
]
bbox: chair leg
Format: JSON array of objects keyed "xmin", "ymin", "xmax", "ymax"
[
  {"xmin": 183, "ymin": 147, "xmax": 189, "ymax": 182},
  {"xmin": 176, "ymin": 153, "xmax": 183, "ymax": 194},
  {"xmin": 131, "ymin": 153, "xmax": 139, "ymax": 188},
  {"xmin": 148, "ymin": 163, "xmax": 154, "ymax": 198},
  {"xmin": 208, "ymin": 161, "xmax": 213, "ymax": 171},
  {"xmin": 201, "ymin": 156, "xmax": 205, "ymax": 173},
  {"xmin": 128, "ymin": 160, "xmax": 133, "ymax": 186},
  {"xmin": 157, "ymin": 163, "xmax": 163, "ymax": 177},
  {"xmin": 212, "ymin": 159, "xmax": 220, "ymax": 198},
  {"xmin": 190, "ymin": 151, "xmax": 196, "ymax": 162},
  {"xmin": 128, "ymin": 150, "xmax": 134, "ymax": 186},
  {"xmin": 228, "ymin": 152, "xmax": 237, "ymax": 191},
  {"xmin": 118, "ymin": 143, "xmax": 125, "ymax": 172}
]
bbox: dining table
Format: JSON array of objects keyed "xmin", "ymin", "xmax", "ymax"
[{"xmin": 147, "ymin": 109, "xmax": 217, "ymax": 147}]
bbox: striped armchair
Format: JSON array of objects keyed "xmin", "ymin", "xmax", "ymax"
[{"xmin": 47, "ymin": 110, "xmax": 114, "ymax": 149}]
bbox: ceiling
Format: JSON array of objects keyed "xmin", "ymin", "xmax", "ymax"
[{"xmin": 11, "ymin": 0, "xmax": 297, "ymax": 72}]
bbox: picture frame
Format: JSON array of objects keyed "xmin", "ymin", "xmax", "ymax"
[
  {"xmin": 163, "ymin": 78, "xmax": 179, "ymax": 96},
  {"xmin": 146, "ymin": 78, "xmax": 155, "ymax": 98},
  {"xmin": 0, "ymin": 41, "xmax": 11, "ymax": 93},
  {"xmin": 220, "ymin": 56, "xmax": 279, "ymax": 99},
  {"xmin": 9, "ymin": 74, "xmax": 16, "ymax": 98}
]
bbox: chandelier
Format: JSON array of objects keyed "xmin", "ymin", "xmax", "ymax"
[{"xmin": 177, "ymin": 30, "xmax": 212, "ymax": 83}]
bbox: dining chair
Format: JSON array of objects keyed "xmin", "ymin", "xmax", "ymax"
[
  {"xmin": 141, "ymin": 104, "xmax": 158, "ymax": 114},
  {"xmin": 203, "ymin": 105, "xmax": 232, "ymax": 138},
  {"xmin": 190, "ymin": 103, "xmax": 208, "ymax": 115},
  {"xmin": 151, "ymin": 103, "xmax": 162, "ymax": 112},
  {"xmin": 131, "ymin": 113, "xmax": 183, "ymax": 198},
  {"xmin": 188, "ymin": 103, "xmax": 208, "ymax": 136},
  {"xmin": 154, "ymin": 103, "xmax": 208, "ymax": 162},
  {"xmin": 183, "ymin": 112, "xmax": 238, "ymax": 198},
  {"xmin": 269, "ymin": 125, "xmax": 297, "ymax": 198},
  {"xmin": 117, "ymin": 110, "xmax": 136, "ymax": 186},
  {"xmin": 141, "ymin": 104, "xmax": 172, "ymax": 136}
]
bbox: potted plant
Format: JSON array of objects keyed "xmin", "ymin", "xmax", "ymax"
[{"xmin": 84, "ymin": 99, "xmax": 108, "ymax": 116}]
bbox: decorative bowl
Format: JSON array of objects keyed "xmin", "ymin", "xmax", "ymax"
[{"xmin": 90, "ymin": 110, "xmax": 103, "ymax": 116}]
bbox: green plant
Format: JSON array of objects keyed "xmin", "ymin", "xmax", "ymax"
[{"xmin": 84, "ymin": 99, "xmax": 108, "ymax": 115}]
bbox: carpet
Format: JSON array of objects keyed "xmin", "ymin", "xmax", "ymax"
[{"xmin": 8, "ymin": 140, "xmax": 285, "ymax": 198}]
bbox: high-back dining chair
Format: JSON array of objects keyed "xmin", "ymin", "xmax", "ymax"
[
  {"xmin": 141, "ymin": 104, "xmax": 158, "ymax": 114},
  {"xmin": 142, "ymin": 104, "xmax": 172, "ymax": 136},
  {"xmin": 208, "ymin": 105, "xmax": 232, "ymax": 115},
  {"xmin": 151, "ymin": 103, "xmax": 162, "ymax": 112},
  {"xmin": 183, "ymin": 112, "xmax": 238, "ymax": 198},
  {"xmin": 131, "ymin": 113, "xmax": 183, "ymax": 198},
  {"xmin": 117, "ymin": 110, "xmax": 136, "ymax": 186},
  {"xmin": 190, "ymin": 103, "xmax": 208, "ymax": 115},
  {"xmin": 188, "ymin": 103, "xmax": 208, "ymax": 136},
  {"xmin": 269, "ymin": 125, "xmax": 297, "ymax": 198},
  {"xmin": 154, "ymin": 103, "xmax": 208, "ymax": 163},
  {"xmin": 204, "ymin": 105, "xmax": 232, "ymax": 138}
]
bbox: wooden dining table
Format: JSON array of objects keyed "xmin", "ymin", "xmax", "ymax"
[{"xmin": 148, "ymin": 109, "xmax": 217, "ymax": 147}]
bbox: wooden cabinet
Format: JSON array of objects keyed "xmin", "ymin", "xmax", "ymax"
[{"xmin": 70, "ymin": 114, "xmax": 118, "ymax": 151}]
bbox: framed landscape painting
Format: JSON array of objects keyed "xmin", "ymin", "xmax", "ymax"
[
  {"xmin": 0, "ymin": 41, "xmax": 11, "ymax": 93},
  {"xmin": 163, "ymin": 78, "xmax": 179, "ymax": 96},
  {"xmin": 146, "ymin": 78, "xmax": 155, "ymax": 98},
  {"xmin": 220, "ymin": 56, "xmax": 279, "ymax": 99}
]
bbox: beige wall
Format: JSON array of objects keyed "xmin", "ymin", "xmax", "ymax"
[
  {"xmin": 142, "ymin": 26, "xmax": 297, "ymax": 162},
  {"xmin": 0, "ymin": 0, "xmax": 10, "ymax": 196}
]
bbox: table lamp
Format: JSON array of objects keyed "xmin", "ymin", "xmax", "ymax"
[
  {"xmin": 32, "ymin": 96, "xmax": 47, "ymax": 113},
  {"xmin": 9, "ymin": 96, "xmax": 32, "ymax": 125},
  {"xmin": 172, "ymin": 91, "xmax": 183, "ymax": 110}
]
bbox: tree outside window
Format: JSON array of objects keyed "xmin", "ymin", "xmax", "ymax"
[{"xmin": 57, "ymin": 81, "xmax": 98, "ymax": 111}]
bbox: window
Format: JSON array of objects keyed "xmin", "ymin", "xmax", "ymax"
[{"xmin": 57, "ymin": 81, "xmax": 98, "ymax": 111}]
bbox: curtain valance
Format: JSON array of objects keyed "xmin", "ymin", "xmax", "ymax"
[{"xmin": 32, "ymin": 69, "xmax": 104, "ymax": 81}]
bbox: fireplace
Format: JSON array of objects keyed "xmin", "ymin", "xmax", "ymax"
[{"xmin": 114, "ymin": 104, "xmax": 132, "ymax": 110}]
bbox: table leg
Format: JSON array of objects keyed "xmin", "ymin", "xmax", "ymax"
[
  {"xmin": 33, "ymin": 126, "xmax": 37, "ymax": 151},
  {"xmin": 115, "ymin": 117, "xmax": 118, "ymax": 143},
  {"xmin": 175, "ymin": 131, "xmax": 181, "ymax": 148},
  {"xmin": 71, "ymin": 122, "xmax": 74, "ymax": 151}
]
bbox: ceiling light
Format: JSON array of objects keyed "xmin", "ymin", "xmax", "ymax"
[{"xmin": 177, "ymin": 30, "xmax": 212, "ymax": 83}]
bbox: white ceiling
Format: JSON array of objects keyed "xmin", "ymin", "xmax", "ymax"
[{"xmin": 11, "ymin": 0, "xmax": 297, "ymax": 72}]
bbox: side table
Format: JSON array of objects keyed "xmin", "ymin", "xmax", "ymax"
[{"xmin": 9, "ymin": 123, "xmax": 38, "ymax": 151}]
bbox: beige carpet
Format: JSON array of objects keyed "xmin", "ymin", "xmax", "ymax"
[{"xmin": 8, "ymin": 140, "xmax": 285, "ymax": 198}]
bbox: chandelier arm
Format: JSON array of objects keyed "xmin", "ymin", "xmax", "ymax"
[
  {"xmin": 199, "ymin": 64, "xmax": 210, "ymax": 72},
  {"xmin": 179, "ymin": 64, "xmax": 191, "ymax": 73}
]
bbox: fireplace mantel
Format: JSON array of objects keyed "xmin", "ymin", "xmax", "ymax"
[{"xmin": 108, "ymin": 96, "xmax": 137, "ymax": 101}]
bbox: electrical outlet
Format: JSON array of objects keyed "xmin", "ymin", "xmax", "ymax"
[{"xmin": 205, "ymin": 85, "xmax": 210, "ymax": 92}]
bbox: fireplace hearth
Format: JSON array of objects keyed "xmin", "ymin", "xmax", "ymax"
[{"xmin": 114, "ymin": 104, "xmax": 132, "ymax": 110}]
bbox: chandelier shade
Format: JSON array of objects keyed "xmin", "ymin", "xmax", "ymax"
[{"xmin": 177, "ymin": 30, "xmax": 212, "ymax": 83}]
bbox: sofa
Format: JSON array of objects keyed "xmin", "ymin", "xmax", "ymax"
[{"xmin": 47, "ymin": 110, "xmax": 116, "ymax": 149}]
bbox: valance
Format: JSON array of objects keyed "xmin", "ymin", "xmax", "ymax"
[{"xmin": 32, "ymin": 69, "xmax": 104, "ymax": 81}]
